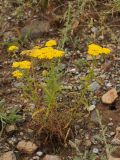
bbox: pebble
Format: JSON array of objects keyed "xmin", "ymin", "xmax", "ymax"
[
  {"xmin": 91, "ymin": 27, "xmax": 98, "ymax": 33},
  {"xmin": 106, "ymin": 82, "xmax": 112, "ymax": 87},
  {"xmin": 102, "ymin": 88, "xmax": 118, "ymax": 104},
  {"xmin": 13, "ymin": 82, "xmax": 24, "ymax": 88},
  {"xmin": 109, "ymin": 118, "xmax": 113, "ymax": 121},
  {"xmin": 36, "ymin": 151, "xmax": 43, "ymax": 157},
  {"xmin": 32, "ymin": 156, "xmax": 39, "ymax": 160},
  {"xmin": 42, "ymin": 155, "xmax": 61, "ymax": 160},
  {"xmin": 90, "ymin": 110, "xmax": 99, "ymax": 123},
  {"xmin": 88, "ymin": 105, "xmax": 96, "ymax": 111},
  {"xmin": 110, "ymin": 132, "xmax": 115, "ymax": 136},
  {"xmin": 99, "ymin": 35, "xmax": 104, "ymax": 40},
  {"xmin": 16, "ymin": 140, "xmax": 38, "ymax": 154},
  {"xmin": 62, "ymin": 85, "xmax": 72, "ymax": 90},
  {"xmin": 0, "ymin": 151, "xmax": 16, "ymax": 160},
  {"xmin": 108, "ymin": 122, "xmax": 114, "ymax": 127},
  {"xmin": 85, "ymin": 140, "xmax": 92, "ymax": 147},
  {"xmin": 19, "ymin": 132, "xmax": 24, "ymax": 136},
  {"xmin": 7, "ymin": 137, "xmax": 17, "ymax": 145},
  {"xmin": 6, "ymin": 125, "xmax": 17, "ymax": 134},
  {"xmin": 112, "ymin": 127, "xmax": 120, "ymax": 145},
  {"xmin": 89, "ymin": 81, "xmax": 101, "ymax": 92},
  {"xmin": 92, "ymin": 148, "xmax": 99, "ymax": 154}
]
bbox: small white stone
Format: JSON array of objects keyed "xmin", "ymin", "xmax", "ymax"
[
  {"xmin": 93, "ymin": 148, "xmax": 99, "ymax": 154},
  {"xmin": 108, "ymin": 122, "xmax": 114, "ymax": 126},
  {"xmin": 106, "ymin": 83, "xmax": 112, "ymax": 87},
  {"xmin": 109, "ymin": 118, "xmax": 113, "ymax": 121},
  {"xmin": 88, "ymin": 105, "xmax": 96, "ymax": 111},
  {"xmin": 110, "ymin": 132, "xmax": 115, "ymax": 136},
  {"xmin": 36, "ymin": 151, "xmax": 43, "ymax": 157},
  {"xmin": 32, "ymin": 156, "xmax": 39, "ymax": 160},
  {"xmin": 91, "ymin": 27, "xmax": 97, "ymax": 33}
]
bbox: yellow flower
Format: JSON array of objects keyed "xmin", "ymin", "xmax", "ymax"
[
  {"xmin": 45, "ymin": 40, "xmax": 57, "ymax": 47},
  {"xmin": 102, "ymin": 48, "xmax": 111, "ymax": 54},
  {"xmin": 20, "ymin": 40, "xmax": 64, "ymax": 60},
  {"xmin": 29, "ymin": 49, "xmax": 41, "ymax": 58},
  {"xmin": 8, "ymin": 45, "xmax": 19, "ymax": 52},
  {"xmin": 12, "ymin": 62, "xmax": 20, "ymax": 68},
  {"xmin": 33, "ymin": 46, "xmax": 41, "ymax": 49},
  {"xmin": 88, "ymin": 44, "xmax": 103, "ymax": 56},
  {"xmin": 12, "ymin": 61, "xmax": 31, "ymax": 69},
  {"xmin": 20, "ymin": 50, "xmax": 31, "ymax": 55},
  {"xmin": 28, "ymin": 47, "xmax": 64, "ymax": 60},
  {"xmin": 88, "ymin": 44, "xmax": 111, "ymax": 56},
  {"xmin": 19, "ymin": 61, "xmax": 31, "ymax": 69},
  {"xmin": 12, "ymin": 70, "xmax": 23, "ymax": 79}
]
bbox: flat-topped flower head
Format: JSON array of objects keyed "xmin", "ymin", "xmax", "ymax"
[
  {"xmin": 102, "ymin": 48, "xmax": 111, "ymax": 54},
  {"xmin": 88, "ymin": 44, "xmax": 103, "ymax": 56},
  {"xmin": 12, "ymin": 61, "xmax": 31, "ymax": 69},
  {"xmin": 20, "ymin": 40, "xmax": 64, "ymax": 60},
  {"xmin": 33, "ymin": 46, "xmax": 41, "ymax": 49},
  {"xmin": 45, "ymin": 40, "xmax": 57, "ymax": 47},
  {"xmin": 27, "ymin": 47, "xmax": 64, "ymax": 60},
  {"xmin": 20, "ymin": 50, "xmax": 31, "ymax": 56},
  {"xmin": 8, "ymin": 45, "xmax": 19, "ymax": 52},
  {"xmin": 19, "ymin": 61, "xmax": 31, "ymax": 69},
  {"xmin": 88, "ymin": 44, "xmax": 111, "ymax": 56},
  {"xmin": 12, "ymin": 62, "xmax": 20, "ymax": 68},
  {"xmin": 12, "ymin": 70, "xmax": 23, "ymax": 79}
]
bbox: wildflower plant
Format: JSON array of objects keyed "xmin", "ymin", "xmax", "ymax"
[
  {"xmin": 78, "ymin": 43, "xmax": 111, "ymax": 110},
  {"xmin": 11, "ymin": 40, "xmax": 111, "ymax": 142},
  {"xmin": 12, "ymin": 40, "xmax": 78, "ymax": 141},
  {"xmin": 12, "ymin": 40, "xmax": 67, "ymax": 138}
]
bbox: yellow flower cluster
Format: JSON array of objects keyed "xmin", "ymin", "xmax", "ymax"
[
  {"xmin": 12, "ymin": 70, "xmax": 23, "ymax": 79},
  {"xmin": 88, "ymin": 44, "xmax": 111, "ymax": 56},
  {"xmin": 12, "ymin": 61, "xmax": 31, "ymax": 69},
  {"xmin": 21, "ymin": 40, "xmax": 64, "ymax": 60},
  {"xmin": 45, "ymin": 40, "xmax": 57, "ymax": 47},
  {"xmin": 8, "ymin": 45, "xmax": 19, "ymax": 52}
]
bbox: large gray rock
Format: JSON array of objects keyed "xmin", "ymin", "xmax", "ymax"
[{"xmin": 21, "ymin": 20, "xmax": 50, "ymax": 39}]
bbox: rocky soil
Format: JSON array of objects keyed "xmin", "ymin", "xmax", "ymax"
[{"xmin": 0, "ymin": 1, "xmax": 120, "ymax": 160}]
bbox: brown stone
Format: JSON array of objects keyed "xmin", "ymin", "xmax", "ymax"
[
  {"xmin": 109, "ymin": 155, "xmax": 120, "ymax": 160},
  {"xmin": 0, "ymin": 151, "xmax": 16, "ymax": 160},
  {"xmin": 5, "ymin": 125, "xmax": 17, "ymax": 134},
  {"xmin": 16, "ymin": 140, "xmax": 38, "ymax": 154},
  {"xmin": 43, "ymin": 155, "xmax": 61, "ymax": 160},
  {"xmin": 109, "ymin": 148, "xmax": 120, "ymax": 160},
  {"xmin": 112, "ymin": 127, "xmax": 120, "ymax": 145},
  {"xmin": 102, "ymin": 88, "xmax": 118, "ymax": 104}
]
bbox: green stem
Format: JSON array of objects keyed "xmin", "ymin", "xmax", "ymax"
[{"xmin": 96, "ymin": 110, "xmax": 110, "ymax": 159}]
